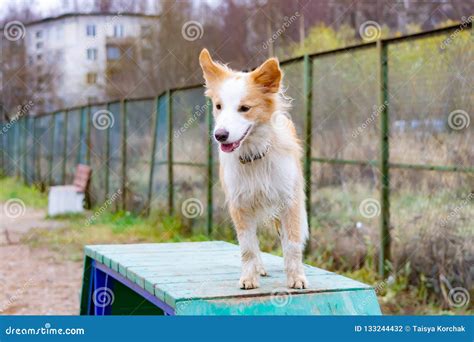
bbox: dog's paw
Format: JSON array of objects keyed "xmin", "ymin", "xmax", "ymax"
[
  {"xmin": 239, "ymin": 275, "xmax": 259, "ymax": 290},
  {"xmin": 287, "ymin": 274, "xmax": 308, "ymax": 289},
  {"xmin": 257, "ymin": 265, "xmax": 268, "ymax": 277}
]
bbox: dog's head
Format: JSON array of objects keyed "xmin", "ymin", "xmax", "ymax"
[{"xmin": 199, "ymin": 48, "xmax": 282, "ymax": 153}]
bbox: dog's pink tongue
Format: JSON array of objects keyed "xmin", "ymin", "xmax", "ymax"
[{"xmin": 220, "ymin": 142, "xmax": 239, "ymax": 153}]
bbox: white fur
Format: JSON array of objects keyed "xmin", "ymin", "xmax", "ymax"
[{"xmin": 213, "ymin": 76, "xmax": 253, "ymax": 143}]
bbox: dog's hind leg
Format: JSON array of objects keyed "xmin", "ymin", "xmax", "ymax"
[
  {"xmin": 280, "ymin": 198, "xmax": 308, "ymax": 289},
  {"xmin": 230, "ymin": 208, "xmax": 262, "ymax": 289}
]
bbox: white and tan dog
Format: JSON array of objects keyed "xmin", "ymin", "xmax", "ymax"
[{"xmin": 199, "ymin": 49, "xmax": 308, "ymax": 289}]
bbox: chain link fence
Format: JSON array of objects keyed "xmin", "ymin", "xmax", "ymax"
[{"xmin": 0, "ymin": 23, "xmax": 472, "ymax": 280}]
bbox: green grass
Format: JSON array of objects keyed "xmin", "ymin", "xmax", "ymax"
[
  {"xmin": 29, "ymin": 209, "xmax": 210, "ymax": 262},
  {"xmin": 0, "ymin": 176, "xmax": 48, "ymax": 208}
]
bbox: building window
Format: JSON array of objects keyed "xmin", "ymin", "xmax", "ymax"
[
  {"xmin": 86, "ymin": 72, "xmax": 97, "ymax": 84},
  {"xmin": 86, "ymin": 24, "xmax": 96, "ymax": 37},
  {"xmin": 86, "ymin": 48, "xmax": 97, "ymax": 60},
  {"xmin": 36, "ymin": 30, "xmax": 43, "ymax": 38},
  {"xmin": 37, "ymin": 54, "xmax": 43, "ymax": 61},
  {"xmin": 36, "ymin": 42, "xmax": 43, "ymax": 49},
  {"xmin": 106, "ymin": 46, "xmax": 120, "ymax": 60},
  {"xmin": 113, "ymin": 25, "xmax": 124, "ymax": 37}
]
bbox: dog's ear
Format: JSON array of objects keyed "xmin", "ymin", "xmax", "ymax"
[
  {"xmin": 250, "ymin": 58, "xmax": 281, "ymax": 93},
  {"xmin": 199, "ymin": 49, "xmax": 228, "ymax": 87}
]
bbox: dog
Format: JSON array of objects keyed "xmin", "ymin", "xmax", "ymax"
[{"xmin": 199, "ymin": 49, "xmax": 308, "ymax": 289}]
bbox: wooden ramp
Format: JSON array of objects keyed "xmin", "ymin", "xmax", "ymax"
[{"xmin": 80, "ymin": 241, "xmax": 381, "ymax": 315}]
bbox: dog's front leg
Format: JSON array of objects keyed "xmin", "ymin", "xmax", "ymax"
[
  {"xmin": 231, "ymin": 208, "xmax": 261, "ymax": 289},
  {"xmin": 280, "ymin": 200, "xmax": 309, "ymax": 289}
]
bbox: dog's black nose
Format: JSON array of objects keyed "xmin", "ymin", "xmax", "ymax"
[{"xmin": 214, "ymin": 129, "xmax": 229, "ymax": 142}]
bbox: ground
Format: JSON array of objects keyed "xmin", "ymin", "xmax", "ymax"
[{"xmin": 0, "ymin": 203, "xmax": 82, "ymax": 315}]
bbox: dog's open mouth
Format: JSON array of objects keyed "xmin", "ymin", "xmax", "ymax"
[{"xmin": 220, "ymin": 126, "xmax": 252, "ymax": 153}]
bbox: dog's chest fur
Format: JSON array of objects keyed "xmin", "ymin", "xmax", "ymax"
[{"xmin": 220, "ymin": 150, "xmax": 297, "ymax": 220}]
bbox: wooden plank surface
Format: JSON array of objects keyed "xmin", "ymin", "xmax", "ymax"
[{"xmin": 84, "ymin": 241, "xmax": 378, "ymax": 314}]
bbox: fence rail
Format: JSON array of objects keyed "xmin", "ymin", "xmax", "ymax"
[{"xmin": 1, "ymin": 22, "xmax": 472, "ymax": 276}]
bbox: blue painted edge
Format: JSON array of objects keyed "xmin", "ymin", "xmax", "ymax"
[{"xmin": 93, "ymin": 261, "xmax": 176, "ymax": 316}]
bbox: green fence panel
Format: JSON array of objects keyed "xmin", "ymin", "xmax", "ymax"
[
  {"xmin": 311, "ymin": 47, "xmax": 378, "ymax": 161},
  {"xmin": 65, "ymin": 109, "xmax": 81, "ymax": 183},
  {"xmin": 125, "ymin": 99, "xmax": 154, "ymax": 213},
  {"xmin": 150, "ymin": 94, "xmax": 170, "ymax": 211},
  {"xmin": 24, "ymin": 116, "xmax": 35, "ymax": 185},
  {"xmin": 51, "ymin": 112, "xmax": 66, "ymax": 185},
  {"xmin": 387, "ymin": 29, "xmax": 473, "ymax": 167},
  {"xmin": 171, "ymin": 88, "xmax": 208, "ymax": 233},
  {"xmin": 37, "ymin": 115, "xmax": 53, "ymax": 185},
  {"xmin": 107, "ymin": 101, "xmax": 123, "ymax": 210},
  {"xmin": 78, "ymin": 106, "xmax": 89, "ymax": 165},
  {"xmin": 89, "ymin": 105, "xmax": 108, "ymax": 206}
]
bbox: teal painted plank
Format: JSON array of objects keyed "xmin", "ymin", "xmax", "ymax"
[
  {"xmin": 159, "ymin": 273, "xmax": 372, "ymax": 307},
  {"xmin": 123, "ymin": 256, "xmax": 329, "ymax": 287},
  {"xmin": 139, "ymin": 266, "xmax": 330, "ymax": 293},
  {"xmin": 86, "ymin": 241, "xmax": 233, "ymax": 254},
  {"xmin": 175, "ymin": 289, "xmax": 381, "ymax": 315}
]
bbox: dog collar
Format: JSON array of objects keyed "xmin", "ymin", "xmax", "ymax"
[{"xmin": 239, "ymin": 145, "xmax": 270, "ymax": 165}]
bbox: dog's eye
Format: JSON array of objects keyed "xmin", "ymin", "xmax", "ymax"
[
  {"xmin": 216, "ymin": 104, "xmax": 221, "ymax": 110},
  {"xmin": 238, "ymin": 105, "xmax": 250, "ymax": 112}
]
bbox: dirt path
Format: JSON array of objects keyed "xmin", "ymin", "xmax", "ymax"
[{"xmin": 0, "ymin": 204, "xmax": 83, "ymax": 315}]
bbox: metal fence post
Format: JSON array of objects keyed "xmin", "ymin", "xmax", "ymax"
[
  {"xmin": 147, "ymin": 96, "xmax": 160, "ymax": 216},
  {"xmin": 303, "ymin": 54, "xmax": 313, "ymax": 254},
  {"xmin": 48, "ymin": 113, "xmax": 56, "ymax": 186},
  {"xmin": 32, "ymin": 116, "xmax": 38, "ymax": 185},
  {"xmin": 104, "ymin": 103, "xmax": 110, "ymax": 199},
  {"xmin": 167, "ymin": 90, "xmax": 173, "ymax": 215},
  {"xmin": 377, "ymin": 39, "xmax": 391, "ymax": 277},
  {"xmin": 22, "ymin": 117, "xmax": 27, "ymax": 183},
  {"xmin": 121, "ymin": 100, "xmax": 127, "ymax": 210},
  {"xmin": 86, "ymin": 106, "xmax": 91, "ymax": 165},
  {"xmin": 206, "ymin": 97, "xmax": 213, "ymax": 237},
  {"xmin": 62, "ymin": 110, "xmax": 68, "ymax": 184},
  {"xmin": 78, "ymin": 107, "xmax": 84, "ymax": 165}
]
